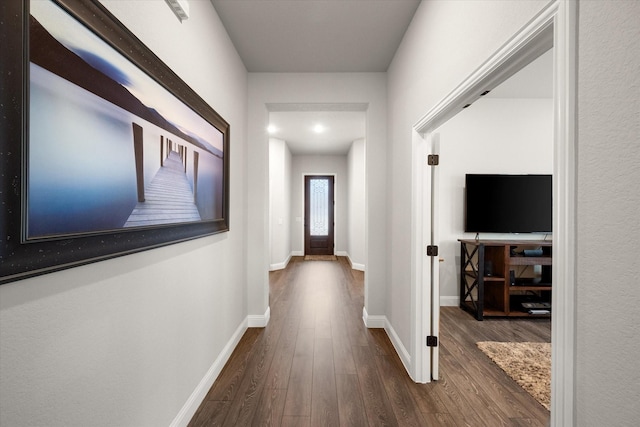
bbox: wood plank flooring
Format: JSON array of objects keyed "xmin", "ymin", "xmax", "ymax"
[{"xmin": 189, "ymin": 256, "xmax": 550, "ymax": 426}]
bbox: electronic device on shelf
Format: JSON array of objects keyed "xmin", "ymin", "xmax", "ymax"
[
  {"xmin": 523, "ymin": 248, "xmax": 544, "ymax": 256},
  {"xmin": 521, "ymin": 302, "xmax": 551, "ymax": 310}
]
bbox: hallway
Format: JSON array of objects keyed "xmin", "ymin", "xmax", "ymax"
[{"xmin": 189, "ymin": 257, "xmax": 550, "ymax": 426}]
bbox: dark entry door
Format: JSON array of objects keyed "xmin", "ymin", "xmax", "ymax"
[{"xmin": 304, "ymin": 175, "xmax": 335, "ymax": 255}]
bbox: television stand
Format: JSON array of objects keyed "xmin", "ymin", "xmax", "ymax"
[{"xmin": 458, "ymin": 239, "xmax": 552, "ymax": 320}]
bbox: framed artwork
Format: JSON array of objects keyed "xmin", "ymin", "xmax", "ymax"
[{"xmin": 0, "ymin": 0, "xmax": 230, "ymax": 284}]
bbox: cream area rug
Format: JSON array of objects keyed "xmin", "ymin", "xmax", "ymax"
[
  {"xmin": 476, "ymin": 341, "xmax": 551, "ymax": 410},
  {"xmin": 303, "ymin": 255, "xmax": 337, "ymax": 261}
]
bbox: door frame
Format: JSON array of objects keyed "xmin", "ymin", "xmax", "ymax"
[
  {"xmin": 410, "ymin": 2, "xmax": 576, "ymax": 425},
  {"xmin": 304, "ymin": 175, "xmax": 335, "ymax": 256},
  {"xmin": 300, "ymin": 173, "xmax": 337, "ymax": 256}
]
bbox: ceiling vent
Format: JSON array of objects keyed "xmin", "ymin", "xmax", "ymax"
[{"xmin": 165, "ymin": 0, "xmax": 189, "ymax": 22}]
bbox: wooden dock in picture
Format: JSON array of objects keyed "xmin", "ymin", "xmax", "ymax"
[{"xmin": 123, "ymin": 151, "xmax": 201, "ymax": 227}]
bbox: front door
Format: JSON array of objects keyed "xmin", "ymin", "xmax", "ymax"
[{"xmin": 304, "ymin": 175, "xmax": 334, "ymax": 255}]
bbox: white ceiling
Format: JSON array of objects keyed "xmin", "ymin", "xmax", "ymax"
[
  {"xmin": 210, "ymin": 0, "xmax": 421, "ymax": 73},
  {"xmin": 209, "ymin": 0, "xmax": 552, "ymax": 155},
  {"xmin": 269, "ymin": 110, "xmax": 365, "ymax": 155}
]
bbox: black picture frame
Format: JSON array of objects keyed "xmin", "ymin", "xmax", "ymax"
[{"xmin": 0, "ymin": 0, "xmax": 230, "ymax": 284}]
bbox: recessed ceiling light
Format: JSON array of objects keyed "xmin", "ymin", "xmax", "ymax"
[
  {"xmin": 267, "ymin": 125, "xmax": 278, "ymax": 134},
  {"xmin": 313, "ymin": 124, "xmax": 325, "ymax": 134}
]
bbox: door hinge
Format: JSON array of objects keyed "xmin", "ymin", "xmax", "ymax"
[
  {"xmin": 427, "ymin": 154, "xmax": 439, "ymax": 166},
  {"xmin": 426, "ymin": 245, "xmax": 439, "ymax": 257},
  {"xmin": 426, "ymin": 336, "xmax": 438, "ymax": 347}
]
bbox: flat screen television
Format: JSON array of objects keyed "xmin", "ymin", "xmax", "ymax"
[{"xmin": 465, "ymin": 174, "xmax": 552, "ymax": 233}]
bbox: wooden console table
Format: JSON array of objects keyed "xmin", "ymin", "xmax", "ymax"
[{"xmin": 459, "ymin": 239, "xmax": 552, "ymax": 320}]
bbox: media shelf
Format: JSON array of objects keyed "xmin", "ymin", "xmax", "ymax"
[{"xmin": 458, "ymin": 239, "xmax": 552, "ymax": 320}]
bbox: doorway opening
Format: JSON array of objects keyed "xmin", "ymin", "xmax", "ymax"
[
  {"xmin": 267, "ymin": 105, "xmax": 366, "ymax": 272},
  {"xmin": 410, "ymin": 2, "xmax": 576, "ymax": 425}
]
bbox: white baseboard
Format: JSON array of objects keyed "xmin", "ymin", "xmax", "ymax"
[
  {"xmin": 384, "ymin": 320, "xmax": 412, "ymax": 377},
  {"xmin": 247, "ymin": 306, "xmax": 271, "ymax": 328},
  {"xmin": 341, "ymin": 252, "xmax": 365, "ymax": 271},
  {"xmin": 291, "ymin": 250, "xmax": 304, "ymax": 257},
  {"xmin": 361, "ymin": 308, "xmax": 412, "ymax": 378},
  {"xmin": 269, "ymin": 254, "xmax": 291, "ymax": 271},
  {"xmin": 350, "ymin": 261, "xmax": 365, "ymax": 271},
  {"xmin": 362, "ymin": 307, "xmax": 385, "ymax": 328},
  {"xmin": 440, "ymin": 296, "xmax": 459, "ymax": 307},
  {"xmin": 170, "ymin": 319, "xmax": 248, "ymax": 427}
]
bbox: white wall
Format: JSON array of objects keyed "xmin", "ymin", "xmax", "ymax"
[
  {"xmin": 269, "ymin": 138, "xmax": 292, "ymax": 269},
  {"xmin": 0, "ymin": 1, "xmax": 248, "ymax": 426},
  {"xmin": 290, "ymin": 155, "xmax": 348, "ymax": 255},
  {"xmin": 576, "ymin": 1, "xmax": 640, "ymax": 424},
  {"xmin": 387, "ymin": 0, "xmax": 549, "ymax": 362},
  {"xmin": 247, "ymin": 73, "xmax": 387, "ymax": 320},
  {"xmin": 347, "ymin": 138, "xmax": 366, "ymax": 270},
  {"xmin": 435, "ymin": 98, "xmax": 553, "ymax": 303}
]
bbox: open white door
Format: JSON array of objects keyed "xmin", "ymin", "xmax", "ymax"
[
  {"xmin": 411, "ymin": 130, "xmax": 439, "ymax": 383},
  {"xmin": 428, "ymin": 133, "xmax": 440, "ymax": 381}
]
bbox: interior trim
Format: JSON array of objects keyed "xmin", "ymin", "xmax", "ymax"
[
  {"xmin": 170, "ymin": 319, "xmax": 248, "ymax": 427},
  {"xmin": 550, "ymin": 1, "xmax": 578, "ymax": 425},
  {"xmin": 248, "ymin": 306, "xmax": 271, "ymax": 328}
]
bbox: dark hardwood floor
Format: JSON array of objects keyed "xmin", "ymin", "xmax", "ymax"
[{"xmin": 189, "ymin": 256, "xmax": 550, "ymax": 426}]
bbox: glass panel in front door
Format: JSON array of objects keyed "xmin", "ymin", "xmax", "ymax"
[{"xmin": 310, "ymin": 178, "xmax": 329, "ymax": 236}]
